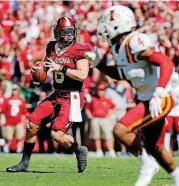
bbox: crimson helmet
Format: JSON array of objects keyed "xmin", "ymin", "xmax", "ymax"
[{"xmin": 53, "ymin": 17, "xmax": 77, "ymax": 47}]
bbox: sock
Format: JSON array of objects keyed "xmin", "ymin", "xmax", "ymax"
[
  {"xmin": 164, "ymin": 132, "xmax": 171, "ymax": 152},
  {"xmin": 170, "ymin": 167, "xmax": 179, "ymax": 183},
  {"xmin": 21, "ymin": 142, "xmax": 35, "ymax": 162},
  {"xmin": 129, "ymin": 134, "xmax": 142, "ymax": 156},
  {"xmin": 68, "ymin": 142, "xmax": 79, "ymax": 154},
  {"xmin": 140, "ymin": 148, "xmax": 151, "ymax": 163},
  {"xmin": 177, "ymin": 134, "xmax": 179, "ymax": 148}
]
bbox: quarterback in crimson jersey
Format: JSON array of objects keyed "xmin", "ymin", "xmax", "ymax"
[
  {"xmin": 85, "ymin": 5, "xmax": 179, "ymax": 186},
  {"xmin": 45, "ymin": 40, "xmax": 90, "ymax": 91},
  {"xmin": 7, "ymin": 17, "xmax": 90, "ymax": 173}
]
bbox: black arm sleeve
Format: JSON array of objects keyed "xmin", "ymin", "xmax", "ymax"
[{"xmin": 96, "ymin": 61, "xmax": 121, "ymax": 80}]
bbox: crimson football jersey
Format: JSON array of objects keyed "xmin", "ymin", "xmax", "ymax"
[
  {"xmin": 45, "ymin": 41, "xmax": 91, "ymax": 91},
  {"xmin": 2, "ymin": 96, "xmax": 27, "ymax": 126}
]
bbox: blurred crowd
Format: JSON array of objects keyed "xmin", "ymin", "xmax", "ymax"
[{"xmin": 0, "ymin": 1, "xmax": 179, "ymax": 156}]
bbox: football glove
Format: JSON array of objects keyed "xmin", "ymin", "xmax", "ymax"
[
  {"xmin": 44, "ymin": 57, "xmax": 62, "ymax": 72},
  {"xmin": 31, "ymin": 61, "xmax": 42, "ymax": 73},
  {"xmin": 84, "ymin": 48, "xmax": 100, "ymax": 67},
  {"xmin": 149, "ymin": 87, "xmax": 165, "ymax": 118}
]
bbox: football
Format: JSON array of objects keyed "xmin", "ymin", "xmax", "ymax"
[{"xmin": 31, "ymin": 61, "xmax": 47, "ymax": 86}]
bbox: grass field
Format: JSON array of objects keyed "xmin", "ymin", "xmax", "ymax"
[{"xmin": 0, "ymin": 154, "xmax": 178, "ymax": 186}]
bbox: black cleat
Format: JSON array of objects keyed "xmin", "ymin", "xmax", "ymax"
[
  {"xmin": 75, "ymin": 146, "xmax": 88, "ymax": 173},
  {"xmin": 6, "ymin": 161, "xmax": 29, "ymax": 172}
]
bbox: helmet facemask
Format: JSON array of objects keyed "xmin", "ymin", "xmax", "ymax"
[{"xmin": 54, "ymin": 26, "xmax": 77, "ymax": 47}]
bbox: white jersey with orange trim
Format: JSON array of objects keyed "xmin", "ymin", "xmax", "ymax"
[
  {"xmin": 111, "ymin": 31, "xmax": 162, "ymax": 101},
  {"xmin": 167, "ymin": 72, "xmax": 179, "ymax": 116}
]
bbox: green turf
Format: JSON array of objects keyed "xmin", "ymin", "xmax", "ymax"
[{"xmin": 0, "ymin": 154, "xmax": 177, "ymax": 186}]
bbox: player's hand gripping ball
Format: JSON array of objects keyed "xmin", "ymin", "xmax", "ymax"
[
  {"xmin": 31, "ymin": 61, "xmax": 47, "ymax": 86},
  {"xmin": 44, "ymin": 57, "xmax": 62, "ymax": 72}
]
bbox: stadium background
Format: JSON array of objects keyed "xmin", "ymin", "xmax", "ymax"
[{"xmin": 0, "ymin": 0, "xmax": 179, "ymax": 155}]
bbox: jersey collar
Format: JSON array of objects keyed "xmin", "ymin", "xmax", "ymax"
[{"xmin": 55, "ymin": 42, "xmax": 73, "ymax": 56}]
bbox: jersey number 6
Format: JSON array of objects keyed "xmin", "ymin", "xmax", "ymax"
[{"xmin": 54, "ymin": 71, "xmax": 64, "ymax": 83}]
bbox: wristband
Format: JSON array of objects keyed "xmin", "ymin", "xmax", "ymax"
[{"xmin": 61, "ymin": 66, "xmax": 69, "ymax": 74}]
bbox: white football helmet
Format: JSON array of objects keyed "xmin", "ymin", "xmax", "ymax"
[{"xmin": 97, "ymin": 5, "xmax": 137, "ymax": 44}]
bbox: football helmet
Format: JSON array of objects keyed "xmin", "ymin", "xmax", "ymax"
[
  {"xmin": 97, "ymin": 5, "xmax": 137, "ymax": 44},
  {"xmin": 53, "ymin": 16, "xmax": 77, "ymax": 47}
]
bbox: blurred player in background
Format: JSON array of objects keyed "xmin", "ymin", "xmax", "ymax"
[
  {"xmin": 85, "ymin": 5, "xmax": 179, "ymax": 186},
  {"xmin": 0, "ymin": 86, "xmax": 5, "ymax": 149},
  {"xmin": 1, "ymin": 84, "xmax": 27, "ymax": 153},
  {"xmin": 6, "ymin": 17, "xmax": 91, "ymax": 173},
  {"xmin": 85, "ymin": 83, "xmax": 116, "ymax": 157},
  {"xmin": 164, "ymin": 72, "xmax": 179, "ymax": 154}
]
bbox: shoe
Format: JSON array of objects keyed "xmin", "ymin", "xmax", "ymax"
[
  {"xmin": 16, "ymin": 149, "xmax": 23, "ymax": 154},
  {"xmin": 3, "ymin": 144, "xmax": 9, "ymax": 153},
  {"xmin": 105, "ymin": 150, "xmax": 116, "ymax": 158},
  {"xmin": 171, "ymin": 167, "xmax": 179, "ymax": 186},
  {"xmin": 174, "ymin": 177, "xmax": 179, "ymax": 186},
  {"xmin": 6, "ymin": 160, "xmax": 29, "ymax": 172},
  {"xmin": 75, "ymin": 146, "xmax": 88, "ymax": 173},
  {"xmin": 134, "ymin": 157, "xmax": 159, "ymax": 186},
  {"xmin": 121, "ymin": 152, "xmax": 128, "ymax": 157},
  {"xmin": 96, "ymin": 150, "xmax": 104, "ymax": 158}
]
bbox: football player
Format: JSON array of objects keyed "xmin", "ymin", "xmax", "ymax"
[
  {"xmin": 6, "ymin": 17, "xmax": 91, "ymax": 173},
  {"xmin": 85, "ymin": 5, "xmax": 179, "ymax": 186}
]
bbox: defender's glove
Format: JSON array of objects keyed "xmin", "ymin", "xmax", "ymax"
[
  {"xmin": 149, "ymin": 87, "xmax": 165, "ymax": 118},
  {"xmin": 84, "ymin": 48, "xmax": 100, "ymax": 67}
]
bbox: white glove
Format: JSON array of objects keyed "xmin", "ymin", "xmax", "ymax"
[
  {"xmin": 84, "ymin": 48, "xmax": 100, "ymax": 67},
  {"xmin": 31, "ymin": 61, "xmax": 42, "ymax": 73},
  {"xmin": 44, "ymin": 57, "xmax": 62, "ymax": 72},
  {"xmin": 149, "ymin": 87, "xmax": 165, "ymax": 118}
]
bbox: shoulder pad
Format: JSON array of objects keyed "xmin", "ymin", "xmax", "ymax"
[
  {"xmin": 75, "ymin": 42, "xmax": 91, "ymax": 51},
  {"xmin": 129, "ymin": 33, "xmax": 154, "ymax": 54},
  {"xmin": 73, "ymin": 42, "xmax": 92, "ymax": 59}
]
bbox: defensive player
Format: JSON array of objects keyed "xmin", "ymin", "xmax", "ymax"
[
  {"xmin": 85, "ymin": 5, "xmax": 179, "ymax": 186},
  {"xmin": 6, "ymin": 17, "xmax": 91, "ymax": 173},
  {"xmin": 164, "ymin": 72, "xmax": 179, "ymax": 153}
]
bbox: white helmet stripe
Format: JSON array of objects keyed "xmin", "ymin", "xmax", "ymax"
[{"xmin": 64, "ymin": 17, "xmax": 72, "ymax": 27}]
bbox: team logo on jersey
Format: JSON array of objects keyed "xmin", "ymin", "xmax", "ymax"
[{"xmin": 74, "ymin": 95, "xmax": 78, "ymax": 99}]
